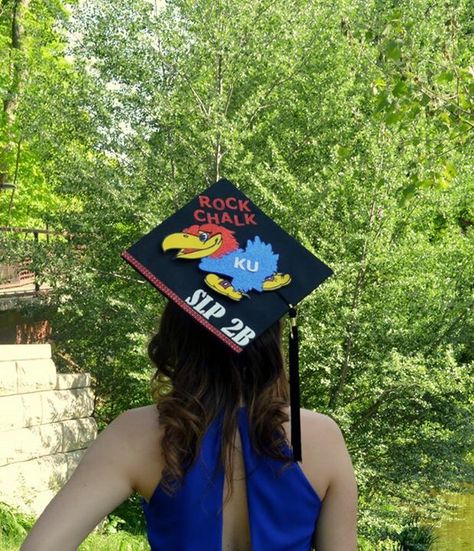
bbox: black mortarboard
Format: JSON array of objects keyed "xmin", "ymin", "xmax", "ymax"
[{"xmin": 121, "ymin": 178, "xmax": 333, "ymax": 461}]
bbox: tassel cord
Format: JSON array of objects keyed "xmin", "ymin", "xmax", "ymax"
[{"xmin": 288, "ymin": 305, "xmax": 302, "ymax": 462}]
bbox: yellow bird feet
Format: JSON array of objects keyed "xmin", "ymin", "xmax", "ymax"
[
  {"xmin": 262, "ymin": 272, "xmax": 292, "ymax": 291},
  {"xmin": 204, "ymin": 272, "xmax": 291, "ymax": 299},
  {"xmin": 204, "ymin": 273, "xmax": 245, "ymax": 301}
]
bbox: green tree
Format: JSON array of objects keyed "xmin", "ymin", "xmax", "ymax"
[{"xmin": 2, "ymin": 0, "xmax": 473, "ymax": 546}]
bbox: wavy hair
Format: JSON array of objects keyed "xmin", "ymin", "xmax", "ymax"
[{"xmin": 147, "ymin": 299, "xmax": 292, "ymax": 504}]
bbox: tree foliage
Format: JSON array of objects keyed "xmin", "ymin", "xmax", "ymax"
[{"xmin": 1, "ymin": 0, "xmax": 473, "ymax": 546}]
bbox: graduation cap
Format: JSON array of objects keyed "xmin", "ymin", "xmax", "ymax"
[{"xmin": 121, "ymin": 178, "xmax": 333, "ymax": 462}]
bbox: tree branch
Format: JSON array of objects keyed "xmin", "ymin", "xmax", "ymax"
[
  {"xmin": 424, "ymin": 305, "xmax": 471, "ymax": 355},
  {"xmin": 350, "ymin": 388, "xmax": 395, "ymax": 430},
  {"xmin": 329, "ymin": 194, "xmax": 379, "ymax": 408}
]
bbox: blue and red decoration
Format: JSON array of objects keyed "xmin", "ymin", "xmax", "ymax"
[{"xmin": 161, "ymin": 223, "xmax": 292, "ymax": 300}]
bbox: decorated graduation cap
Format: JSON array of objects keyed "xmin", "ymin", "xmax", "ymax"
[{"xmin": 121, "ymin": 178, "xmax": 333, "ymax": 462}]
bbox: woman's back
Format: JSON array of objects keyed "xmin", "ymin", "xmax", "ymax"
[
  {"xmin": 133, "ymin": 404, "xmax": 334, "ymax": 550},
  {"xmin": 19, "ymin": 402, "xmax": 357, "ymax": 550}
]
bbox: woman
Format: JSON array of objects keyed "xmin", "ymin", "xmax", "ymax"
[{"xmin": 21, "ymin": 299, "xmax": 357, "ymax": 550}]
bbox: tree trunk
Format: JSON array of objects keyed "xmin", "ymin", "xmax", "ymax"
[
  {"xmin": 213, "ymin": 54, "xmax": 223, "ymax": 182},
  {"xmin": 0, "ymin": 0, "xmax": 30, "ymax": 187},
  {"xmin": 329, "ymin": 196, "xmax": 378, "ymax": 409}
]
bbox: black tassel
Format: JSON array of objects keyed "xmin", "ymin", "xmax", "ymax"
[{"xmin": 288, "ymin": 305, "xmax": 302, "ymax": 462}]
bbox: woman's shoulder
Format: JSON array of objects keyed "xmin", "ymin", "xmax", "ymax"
[
  {"xmin": 113, "ymin": 405, "xmax": 164, "ymax": 498},
  {"xmin": 109, "ymin": 406, "xmax": 163, "ymax": 467},
  {"xmin": 281, "ymin": 407, "xmax": 350, "ymax": 501},
  {"xmin": 118, "ymin": 405, "xmax": 162, "ymax": 448},
  {"xmin": 119, "ymin": 404, "xmax": 343, "ymax": 460},
  {"xmin": 122, "ymin": 404, "xmax": 160, "ymax": 423},
  {"xmin": 122, "ymin": 404, "xmax": 342, "ymax": 443},
  {"xmin": 119, "ymin": 404, "xmax": 350, "ymax": 502},
  {"xmin": 301, "ymin": 407, "xmax": 345, "ymax": 440},
  {"xmin": 282, "ymin": 406, "xmax": 344, "ymax": 442}
]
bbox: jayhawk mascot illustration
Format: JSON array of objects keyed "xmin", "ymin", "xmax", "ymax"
[{"xmin": 161, "ymin": 223, "xmax": 291, "ymax": 301}]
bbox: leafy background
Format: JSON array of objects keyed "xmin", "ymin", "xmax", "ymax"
[{"xmin": 0, "ymin": 0, "xmax": 473, "ymax": 548}]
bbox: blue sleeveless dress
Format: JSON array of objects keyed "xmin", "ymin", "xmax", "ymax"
[{"xmin": 141, "ymin": 406, "xmax": 322, "ymax": 550}]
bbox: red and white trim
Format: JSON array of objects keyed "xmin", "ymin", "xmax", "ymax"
[{"xmin": 121, "ymin": 250, "xmax": 243, "ymax": 353}]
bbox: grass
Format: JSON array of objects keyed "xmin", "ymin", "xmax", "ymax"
[
  {"xmin": 0, "ymin": 502, "xmax": 34, "ymax": 551},
  {"xmin": 77, "ymin": 531, "xmax": 149, "ymax": 551},
  {"xmin": 0, "ymin": 502, "xmax": 149, "ymax": 551}
]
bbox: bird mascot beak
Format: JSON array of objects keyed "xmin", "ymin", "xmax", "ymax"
[{"xmin": 162, "ymin": 232, "xmax": 222, "ymax": 259}]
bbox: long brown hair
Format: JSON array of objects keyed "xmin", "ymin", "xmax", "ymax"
[{"xmin": 147, "ymin": 299, "xmax": 292, "ymax": 504}]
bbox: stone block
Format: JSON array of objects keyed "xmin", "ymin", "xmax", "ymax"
[
  {"xmin": 22, "ymin": 392, "xmax": 44, "ymax": 428},
  {"xmin": 0, "ymin": 344, "xmax": 51, "ymax": 362},
  {"xmin": 41, "ymin": 388, "xmax": 95, "ymax": 424},
  {"xmin": 16, "ymin": 359, "xmax": 57, "ymax": 394},
  {"xmin": 2, "ymin": 486, "xmax": 58, "ymax": 518},
  {"xmin": 0, "ymin": 450, "xmax": 89, "ymax": 526},
  {"xmin": 0, "ymin": 418, "xmax": 96, "ymax": 467},
  {"xmin": 0, "ymin": 422, "xmax": 62, "ymax": 467},
  {"xmin": 55, "ymin": 372, "xmax": 91, "ymax": 390},
  {"xmin": 0, "ymin": 449, "xmax": 87, "ymax": 505},
  {"xmin": 61, "ymin": 417, "xmax": 97, "ymax": 452},
  {"xmin": 0, "ymin": 361, "xmax": 17, "ymax": 396},
  {"xmin": 0, "ymin": 393, "xmax": 43, "ymax": 430},
  {"xmin": 0, "ymin": 388, "xmax": 94, "ymax": 431},
  {"xmin": 0, "ymin": 342, "xmax": 97, "ymax": 521},
  {"xmin": 0, "ymin": 394, "xmax": 23, "ymax": 431},
  {"xmin": 65, "ymin": 448, "xmax": 86, "ymax": 477}
]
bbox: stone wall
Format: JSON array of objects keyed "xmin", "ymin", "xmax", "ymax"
[{"xmin": 0, "ymin": 344, "xmax": 97, "ymax": 518}]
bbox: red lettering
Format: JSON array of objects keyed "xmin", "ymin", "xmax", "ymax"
[
  {"xmin": 220, "ymin": 212, "xmax": 233, "ymax": 224},
  {"xmin": 193, "ymin": 209, "xmax": 206, "ymax": 222},
  {"xmin": 226, "ymin": 197, "xmax": 238, "ymax": 209},
  {"xmin": 238, "ymin": 199, "xmax": 251, "ymax": 212},
  {"xmin": 233, "ymin": 214, "xmax": 245, "ymax": 227},
  {"xmin": 213, "ymin": 198, "xmax": 225, "ymax": 210},
  {"xmin": 192, "ymin": 209, "xmax": 257, "ymax": 226},
  {"xmin": 199, "ymin": 195, "xmax": 212, "ymax": 208}
]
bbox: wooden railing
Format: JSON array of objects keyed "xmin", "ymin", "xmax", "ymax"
[{"xmin": 0, "ymin": 226, "xmax": 66, "ymax": 297}]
